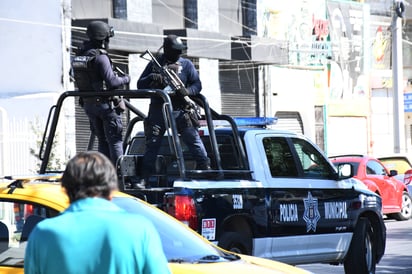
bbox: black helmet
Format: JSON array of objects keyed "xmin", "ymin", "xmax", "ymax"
[
  {"xmin": 86, "ymin": 21, "xmax": 114, "ymax": 41},
  {"xmin": 163, "ymin": 34, "xmax": 187, "ymax": 63},
  {"xmin": 163, "ymin": 34, "xmax": 187, "ymax": 51}
]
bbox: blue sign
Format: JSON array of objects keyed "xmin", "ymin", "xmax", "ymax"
[{"xmin": 404, "ymin": 93, "xmax": 412, "ymax": 112}]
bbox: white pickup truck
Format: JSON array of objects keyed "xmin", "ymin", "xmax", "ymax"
[{"xmin": 39, "ymin": 89, "xmax": 386, "ymax": 274}]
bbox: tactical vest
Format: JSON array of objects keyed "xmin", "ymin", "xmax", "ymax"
[{"xmin": 71, "ymin": 49, "xmax": 108, "ymax": 91}]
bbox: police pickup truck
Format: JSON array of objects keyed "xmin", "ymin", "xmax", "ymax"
[{"xmin": 39, "ymin": 89, "xmax": 386, "ymax": 274}]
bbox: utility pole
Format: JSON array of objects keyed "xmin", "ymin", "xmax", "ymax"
[{"xmin": 392, "ymin": 0, "xmax": 405, "ymax": 153}]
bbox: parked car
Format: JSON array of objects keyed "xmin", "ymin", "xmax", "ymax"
[
  {"xmin": 378, "ymin": 154, "xmax": 412, "ymax": 194},
  {"xmin": 330, "ymin": 154, "xmax": 412, "ymax": 221},
  {"xmin": 0, "ymin": 175, "xmax": 311, "ymax": 274},
  {"xmin": 378, "ymin": 154, "xmax": 412, "ymax": 174}
]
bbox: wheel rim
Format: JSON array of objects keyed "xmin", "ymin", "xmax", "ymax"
[
  {"xmin": 365, "ymin": 232, "xmax": 373, "ymax": 273},
  {"xmin": 401, "ymin": 193, "xmax": 412, "ymax": 219}
]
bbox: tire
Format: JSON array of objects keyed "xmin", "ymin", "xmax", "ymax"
[
  {"xmin": 344, "ymin": 218, "xmax": 376, "ymax": 274},
  {"xmin": 218, "ymin": 232, "xmax": 252, "ymax": 255},
  {"xmin": 390, "ymin": 192, "xmax": 412, "ymax": 221}
]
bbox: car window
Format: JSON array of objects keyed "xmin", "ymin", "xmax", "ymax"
[
  {"xmin": 112, "ymin": 197, "xmax": 229, "ymax": 262},
  {"xmin": 366, "ymin": 160, "xmax": 386, "ymax": 175},
  {"xmin": 292, "ymin": 138, "xmax": 335, "ymax": 179},
  {"xmin": 0, "ymin": 201, "xmax": 59, "ymax": 267},
  {"xmin": 263, "ymin": 137, "xmax": 298, "ymax": 177},
  {"xmin": 201, "ymin": 134, "xmax": 243, "ymax": 170}
]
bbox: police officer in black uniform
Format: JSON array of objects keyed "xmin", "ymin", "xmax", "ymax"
[
  {"xmin": 74, "ymin": 21, "xmax": 130, "ymax": 165},
  {"xmin": 137, "ymin": 35, "xmax": 210, "ymax": 188}
]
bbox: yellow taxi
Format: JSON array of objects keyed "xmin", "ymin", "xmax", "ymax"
[{"xmin": 0, "ymin": 175, "xmax": 310, "ymax": 274}]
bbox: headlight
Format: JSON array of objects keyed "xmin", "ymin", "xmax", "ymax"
[{"xmin": 359, "ymin": 193, "xmax": 382, "ymax": 212}]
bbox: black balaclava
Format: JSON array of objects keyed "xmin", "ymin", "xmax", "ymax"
[
  {"xmin": 163, "ymin": 34, "xmax": 187, "ymax": 63},
  {"xmin": 164, "ymin": 48, "xmax": 182, "ymax": 63}
]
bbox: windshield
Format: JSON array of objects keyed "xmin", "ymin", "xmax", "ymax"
[
  {"xmin": 112, "ymin": 196, "xmax": 234, "ymax": 263},
  {"xmin": 0, "ymin": 196, "xmax": 236, "ymax": 269},
  {"xmin": 379, "ymin": 158, "xmax": 412, "ymax": 174}
]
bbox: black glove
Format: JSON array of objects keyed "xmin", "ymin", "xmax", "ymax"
[
  {"xmin": 111, "ymin": 96, "xmax": 126, "ymax": 114},
  {"xmin": 149, "ymin": 73, "xmax": 163, "ymax": 84},
  {"xmin": 177, "ymin": 87, "xmax": 189, "ymax": 97}
]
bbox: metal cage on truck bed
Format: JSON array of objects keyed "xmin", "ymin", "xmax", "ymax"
[{"xmin": 38, "ymin": 89, "xmax": 252, "ymax": 196}]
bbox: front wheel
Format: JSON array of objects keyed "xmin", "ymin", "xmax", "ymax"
[
  {"xmin": 390, "ymin": 192, "xmax": 412, "ymax": 221},
  {"xmin": 344, "ymin": 218, "xmax": 376, "ymax": 274}
]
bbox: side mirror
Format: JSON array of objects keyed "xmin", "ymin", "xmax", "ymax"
[
  {"xmin": 336, "ymin": 163, "xmax": 353, "ymax": 179},
  {"xmin": 389, "ymin": 169, "xmax": 398, "ymax": 177},
  {"xmin": 404, "ymin": 169, "xmax": 412, "ymax": 185}
]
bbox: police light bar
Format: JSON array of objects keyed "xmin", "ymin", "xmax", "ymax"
[
  {"xmin": 233, "ymin": 117, "xmax": 278, "ymax": 127},
  {"xmin": 198, "ymin": 117, "xmax": 277, "ymax": 128}
]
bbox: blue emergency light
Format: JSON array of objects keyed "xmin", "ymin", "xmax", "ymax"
[
  {"xmin": 198, "ymin": 117, "xmax": 278, "ymax": 128},
  {"xmin": 233, "ymin": 117, "xmax": 278, "ymax": 127}
]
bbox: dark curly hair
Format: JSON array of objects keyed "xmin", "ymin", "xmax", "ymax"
[{"xmin": 61, "ymin": 151, "xmax": 118, "ymax": 202}]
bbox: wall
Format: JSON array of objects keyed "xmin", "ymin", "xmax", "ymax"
[
  {"xmin": 128, "ymin": 0, "xmax": 152, "ymax": 23},
  {"xmin": 269, "ymin": 67, "xmax": 318, "ymax": 141},
  {"xmin": 72, "ymin": 0, "xmax": 112, "ymax": 19},
  {"xmin": 0, "ymin": 0, "xmax": 68, "ymax": 94},
  {"xmin": 218, "ymin": 0, "xmax": 242, "ymax": 35},
  {"xmin": 199, "ymin": 0, "xmax": 219, "ymax": 32},
  {"xmin": 0, "ymin": 0, "xmax": 72, "ymax": 176}
]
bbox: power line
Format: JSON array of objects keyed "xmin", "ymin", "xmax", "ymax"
[{"xmin": 1, "ymin": 9, "xmax": 410, "ymax": 67}]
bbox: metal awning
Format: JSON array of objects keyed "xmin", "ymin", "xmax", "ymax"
[
  {"xmin": 164, "ymin": 28, "xmax": 231, "ymax": 60},
  {"xmin": 71, "ymin": 18, "xmax": 163, "ymax": 53}
]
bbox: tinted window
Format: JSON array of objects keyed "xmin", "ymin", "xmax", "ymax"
[
  {"xmin": 366, "ymin": 160, "xmax": 386, "ymax": 175},
  {"xmin": 131, "ymin": 135, "xmax": 242, "ymax": 171},
  {"xmin": 202, "ymin": 135, "xmax": 242, "ymax": 170},
  {"xmin": 263, "ymin": 137, "xmax": 298, "ymax": 177},
  {"xmin": 292, "ymin": 138, "xmax": 335, "ymax": 179}
]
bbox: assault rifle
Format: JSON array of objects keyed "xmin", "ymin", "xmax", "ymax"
[{"xmin": 140, "ymin": 50, "xmax": 201, "ymax": 119}]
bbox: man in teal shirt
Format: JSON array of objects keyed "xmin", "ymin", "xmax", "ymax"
[{"xmin": 24, "ymin": 151, "xmax": 170, "ymax": 274}]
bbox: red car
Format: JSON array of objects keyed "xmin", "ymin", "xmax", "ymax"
[{"xmin": 330, "ymin": 155, "xmax": 412, "ymax": 221}]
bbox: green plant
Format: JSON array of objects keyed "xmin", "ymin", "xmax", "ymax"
[{"xmin": 29, "ymin": 117, "xmax": 63, "ymax": 172}]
